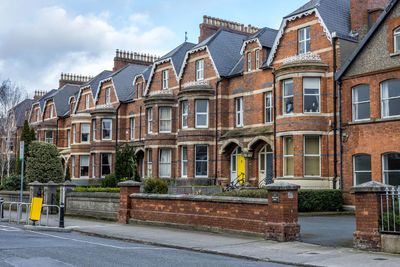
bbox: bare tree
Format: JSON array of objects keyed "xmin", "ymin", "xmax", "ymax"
[{"xmin": 0, "ymin": 79, "xmax": 27, "ymax": 184}]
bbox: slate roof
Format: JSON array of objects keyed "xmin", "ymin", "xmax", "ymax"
[
  {"xmin": 106, "ymin": 64, "xmax": 148, "ymax": 102},
  {"xmin": 157, "ymin": 42, "xmax": 196, "ymax": 76},
  {"xmin": 141, "ymin": 66, "xmax": 152, "ymax": 81},
  {"xmin": 53, "ymin": 84, "xmax": 80, "ymax": 117},
  {"xmin": 285, "ymin": 0, "xmax": 354, "ymax": 41},
  {"xmin": 244, "ymin": 27, "xmax": 278, "ymax": 48},
  {"xmin": 336, "ymin": 0, "xmax": 399, "ymax": 79},
  {"xmin": 38, "ymin": 89, "xmax": 57, "ymax": 113},
  {"xmin": 12, "ymin": 98, "xmax": 34, "ymax": 127},
  {"xmin": 228, "ymin": 56, "xmax": 244, "ymax": 77},
  {"xmin": 189, "ymin": 29, "xmax": 248, "ymax": 77},
  {"xmin": 82, "ymin": 70, "xmax": 113, "ymax": 98}
]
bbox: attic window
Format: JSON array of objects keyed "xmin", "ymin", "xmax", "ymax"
[
  {"xmin": 85, "ymin": 94, "xmax": 90, "ymax": 110},
  {"xmin": 247, "ymin": 52, "xmax": 251, "ymax": 71},
  {"xmin": 105, "ymin": 87, "xmax": 111, "ymax": 105},
  {"xmin": 196, "ymin": 59, "xmax": 204, "ymax": 81},
  {"xmin": 298, "ymin": 27, "xmax": 310, "ymax": 55},
  {"xmin": 395, "ymin": 27, "xmax": 400, "ymax": 53},
  {"xmin": 256, "ymin": 50, "xmax": 260, "ymax": 69},
  {"xmin": 162, "ymin": 69, "xmax": 169, "ymax": 90},
  {"xmin": 50, "ymin": 104, "xmax": 54, "ymax": 118}
]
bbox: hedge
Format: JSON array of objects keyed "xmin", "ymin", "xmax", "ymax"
[
  {"xmin": 74, "ymin": 187, "xmax": 120, "ymax": 193},
  {"xmin": 214, "ymin": 189, "xmax": 343, "ymax": 212}
]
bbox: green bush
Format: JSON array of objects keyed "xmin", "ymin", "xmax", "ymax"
[
  {"xmin": 143, "ymin": 178, "xmax": 168, "ymax": 194},
  {"xmin": 101, "ymin": 173, "xmax": 118, "ymax": 188},
  {"xmin": 25, "ymin": 141, "xmax": 63, "ymax": 183},
  {"xmin": 4, "ymin": 175, "xmax": 27, "ymax": 191},
  {"xmin": 0, "ymin": 184, "xmax": 4, "ymax": 191},
  {"xmin": 74, "ymin": 187, "xmax": 120, "ymax": 193},
  {"xmin": 65, "ymin": 165, "xmax": 71, "ymax": 181},
  {"xmin": 215, "ymin": 189, "xmax": 268, "ymax": 198},
  {"xmin": 298, "ymin": 190, "xmax": 343, "ymax": 212}
]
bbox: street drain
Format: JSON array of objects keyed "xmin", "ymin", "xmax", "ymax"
[{"xmin": 373, "ymin": 258, "xmax": 388, "ymax": 261}]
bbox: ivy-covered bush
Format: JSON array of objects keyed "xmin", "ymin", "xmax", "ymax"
[
  {"xmin": 25, "ymin": 141, "xmax": 63, "ymax": 183},
  {"xmin": 143, "ymin": 178, "xmax": 168, "ymax": 194}
]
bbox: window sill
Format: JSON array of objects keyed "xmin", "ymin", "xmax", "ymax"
[
  {"xmin": 390, "ymin": 52, "xmax": 400, "ymax": 57},
  {"xmin": 348, "ymin": 116, "xmax": 400, "ymax": 125}
]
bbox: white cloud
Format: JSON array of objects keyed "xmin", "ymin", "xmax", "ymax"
[{"xmin": 0, "ymin": 3, "xmax": 175, "ymax": 96}]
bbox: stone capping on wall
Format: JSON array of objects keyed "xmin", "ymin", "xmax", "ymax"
[
  {"xmin": 350, "ymin": 180, "xmax": 393, "ymax": 193},
  {"xmin": 118, "ymin": 180, "xmax": 142, "ymax": 187},
  {"xmin": 264, "ymin": 181, "xmax": 300, "ymax": 191},
  {"xmin": 66, "ymin": 191, "xmax": 120, "ymax": 198},
  {"xmin": 129, "ymin": 193, "xmax": 268, "ymax": 205}
]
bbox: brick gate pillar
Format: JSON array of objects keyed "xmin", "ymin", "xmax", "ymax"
[
  {"xmin": 350, "ymin": 181, "xmax": 392, "ymax": 251},
  {"xmin": 265, "ymin": 181, "xmax": 300, "ymax": 241},
  {"xmin": 118, "ymin": 180, "xmax": 142, "ymax": 224}
]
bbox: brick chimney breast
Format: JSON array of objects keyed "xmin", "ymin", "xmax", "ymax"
[
  {"xmin": 113, "ymin": 49, "xmax": 160, "ymax": 72},
  {"xmin": 59, "ymin": 73, "xmax": 92, "ymax": 89}
]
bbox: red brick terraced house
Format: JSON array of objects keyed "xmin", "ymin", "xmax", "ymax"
[
  {"xmin": 4, "ymin": 0, "xmax": 398, "ymax": 201},
  {"xmin": 336, "ymin": 0, "xmax": 400, "ymax": 203}
]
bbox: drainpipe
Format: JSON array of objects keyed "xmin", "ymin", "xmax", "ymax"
[
  {"xmin": 273, "ymin": 69, "xmax": 277, "ymax": 181},
  {"xmin": 332, "ymin": 33, "xmax": 338, "ymax": 189},
  {"xmin": 56, "ymin": 118, "xmax": 59, "ymax": 146},
  {"xmin": 215, "ymin": 78, "xmax": 223, "ymax": 185},
  {"xmin": 115, "ymin": 104, "xmax": 121, "ymax": 148},
  {"xmin": 338, "ymin": 80, "xmax": 343, "ymax": 190},
  {"xmin": 139, "ymin": 106, "xmax": 142, "ymax": 141}
]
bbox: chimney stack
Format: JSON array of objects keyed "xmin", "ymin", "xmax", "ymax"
[
  {"xmin": 59, "ymin": 73, "xmax": 92, "ymax": 89},
  {"xmin": 34, "ymin": 90, "xmax": 47, "ymax": 100},
  {"xmin": 113, "ymin": 49, "xmax": 160, "ymax": 72}
]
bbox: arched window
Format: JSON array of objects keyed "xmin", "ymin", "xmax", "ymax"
[
  {"xmin": 352, "ymin": 84, "xmax": 370, "ymax": 121},
  {"xmin": 382, "ymin": 153, "xmax": 400, "ymax": 186},
  {"xmin": 353, "ymin": 154, "xmax": 371, "ymax": 185},
  {"xmin": 394, "ymin": 27, "xmax": 400, "ymax": 53},
  {"xmin": 381, "ymin": 79, "xmax": 400, "ymax": 118}
]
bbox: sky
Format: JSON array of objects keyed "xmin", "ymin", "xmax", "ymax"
[{"xmin": 0, "ymin": 0, "xmax": 309, "ymax": 97}]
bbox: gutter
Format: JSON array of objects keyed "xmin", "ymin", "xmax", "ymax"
[{"xmin": 214, "ymin": 78, "xmax": 223, "ymax": 185}]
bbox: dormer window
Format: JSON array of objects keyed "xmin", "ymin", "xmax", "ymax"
[
  {"xmin": 49, "ymin": 104, "xmax": 54, "ymax": 118},
  {"xmin": 196, "ymin": 59, "xmax": 204, "ymax": 81},
  {"xmin": 105, "ymin": 87, "xmax": 111, "ymax": 105},
  {"xmin": 162, "ymin": 69, "xmax": 169, "ymax": 90},
  {"xmin": 395, "ymin": 27, "xmax": 400, "ymax": 53},
  {"xmin": 85, "ymin": 94, "xmax": 90, "ymax": 110},
  {"xmin": 255, "ymin": 50, "xmax": 260, "ymax": 69},
  {"xmin": 36, "ymin": 110, "xmax": 39, "ymax": 122},
  {"xmin": 298, "ymin": 27, "xmax": 310, "ymax": 55},
  {"xmin": 247, "ymin": 52, "xmax": 251, "ymax": 71}
]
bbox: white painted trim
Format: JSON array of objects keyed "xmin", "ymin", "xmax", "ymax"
[{"xmin": 240, "ymin": 38, "xmax": 262, "ymax": 55}]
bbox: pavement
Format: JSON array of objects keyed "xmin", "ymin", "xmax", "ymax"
[{"xmin": 2, "ymin": 213, "xmax": 400, "ymax": 267}]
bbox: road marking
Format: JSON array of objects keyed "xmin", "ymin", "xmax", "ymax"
[
  {"xmin": 0, "ymin": 225, "xmax": 21, "ymax": 232},
  {"xmin": 28, "ymin": 230, "xmax": 170, "ymax": 250}
]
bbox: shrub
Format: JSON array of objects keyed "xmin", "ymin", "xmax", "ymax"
[
  {"xmin": 74, "ymin": 187, "xmax": 120, "ymax": 193},
  {"xmin": 16, "ymin": 120, "xmax": 36, "ymax": 175},
  {"xmin": 25, "ymin": 141, "xmax": 63, "ymax": 183},
  {"xmin": 215, "ymin": 189, "xmax": 268, "ymax": 198},
  {"xmin": 298, "ymin": 190, "xmax": 343, "ymax": 212},
  {"xmin": 115, "ymin": 144, "xmax": 140, "ymax": 181},
  {"xmin": 101, "ymin": 173, "xmax": 118, "ymax": 188},
  {"xmin": 143, "ymin": 178, "xmax": 168, "ymax": 194},
  {"xmin": 0, "ymin": 184, "xmax": 4, "ymax": 191},
  {"xmin": 4, "ymin": 175, "xmax": 27, "ymax": 191},
  {"xmin": 65, "ymin": 165, "xmax": 71, "ymax": 181}
]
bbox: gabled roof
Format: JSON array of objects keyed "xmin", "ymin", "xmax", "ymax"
[
  {"xmin": 11, "ymin": 98, "xmax": 34, "ymax": 127},
  {"xmin": 38, "ymin": 89, "xmax": 57, "ymax": 113},
  {"xmin": 53, "ymin": 84, "xmax": 80, "ymax": 117},
  {"xmin": 133, "ymin": 65, "xmax": 152, "ymax": 87},
  {"xmin": 227, "ymin": 56, "xmax": 244, "ymax": 77},
  {"xmin": 240, "ymin": 27, "xmax": 278, "ymax": 54},
  {"xmin": 97, "ymin": 64, "xmax": 148, "ymax": 102},
  {"xmin": 81, "ymin": 70, "xmax": 113, "ymax": 98},
  {"xmin": 179, "ymin": 29, "xmax": 247, "ymax": 79},
  {"xmin": 265, "ymin": 0, "xmax": 355, "ymax": 67},
  {"xmin": 336, "ymin": 0, "xmax": 399, "ymax": 79},
  {"xmin": 157, "ymin": 42, "xmax": 196, "ymax": 77}
]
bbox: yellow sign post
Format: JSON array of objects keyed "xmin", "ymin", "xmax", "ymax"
[{"xmin": 29, "ymin": 197, "xmax": 43, "ymax": 225}]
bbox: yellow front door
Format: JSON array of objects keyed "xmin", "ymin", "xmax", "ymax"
[{"xmin": 237, "ymin": 155, "xmax": 245, "ymax": 183}]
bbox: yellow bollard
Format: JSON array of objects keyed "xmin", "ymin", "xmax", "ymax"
[{"xmin": 29, "ymin": 197, "xmax": 43, "ymax": 225}]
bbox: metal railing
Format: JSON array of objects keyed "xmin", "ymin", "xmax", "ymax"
[{"xmin": 380, "ymin": 187, "xmax": 400, "ymax": 234}]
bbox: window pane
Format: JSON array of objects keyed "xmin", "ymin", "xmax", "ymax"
[
  {"xmin": 284, "ymin": 80, "xmax": 293, "ymax": 96},
  {"xmin": 284, "ymin": 157, "xmax": 294, "ymax": 176},
  {"xmin": 101, "ymin": 154, "xmax": 111, "ymax": 176},
  {"xmin": 196, "ymin": 100, "xmax": 207, "ymax": 112},
  {"xmin": 354, "ymin": 85, "xmax": 370, "ymax": 102},
  {"xmin": 304, "ymin": 95, "xmax": 319, "ymax": 112},
  {"xmin": 305, "ymin": 136, "xmax": 319, "ymax": 154},
  {"xmin": 356, "ymin": 102, "xmax": 370, "ymax": 120},
  {"xmin": 260, "ymin": 154, "xmax": 265, "ymax": 171},
  {"xmin": 197, "ymin": 114, "xmax": 207, "ymax": 126},
  {"xmin": 182, "ymin": 146, "xmax": 187, "ymax": 160},
  {"xmin": 355, "ymin": 172, "xmax": 371, "ymax": 185},
  {"xmin": 396, "ymin": 35, "xmax": 400, "ymax": 52},
  {"xmin": 305, "ymin": 156, "xmax": 320, "ymax": 176},
  {"xmin": 196, "ymin": 162, "xmax": 207, "ymax": 176},
  {"xmin": 196, "ymin": 146, "xmax": 207, "ymax": 160},
  {"xmin": 388, "ymin": 98, "xmax": 400, "ymax": 116},
  {"xmin": 284, "ymin": 137, "xmax": 293, "ymax": 155},
  {"xmin": 387, "ymin": 80, "xmax": 400, "ymax": 97},
  {"xmin": 385, "ymin": 172, "xmax": 400, "ymax": 186},
  {"xmin": 384, "ymin": 153, "xmax": 400, "ymax": 170},
  {"xmin": 354, "ymin": 155, "xmax": 371, "ymax": 171}
]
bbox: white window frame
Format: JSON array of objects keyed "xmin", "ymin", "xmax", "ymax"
[
  {"xmin": 235, "ymin": 97, "xmax": 244, "ymax": 127},
  {"xmin": 195, "ymin": 99, "xmax": 208, "ymax": 128},
  {"xmin": 303, "ymin": 136, "xmax": 321, "ymax": 177},
  {"xmin": 181, "ymin": 146, "xmax": 188, "ymax": 178},
  {"xmin": 265, "ymin": 91, "xmax": 272, "ymax": 123},
  {"xmin": 80, "ymin": 155, "xmax": 89, "ymax": 178},
  {"xmin": 298, "ymin": 26, "xmax": 311, "ymax": 55},
  {"xmin": 105, "ymin": 87, "xmax": 111, "ymax": 105},
  {"xmin": 36, "ymin": 110, "xmax": 39, "ymax": 122},
  {"xmin": 101, "ymin": 153, "xmax": 112, "ymax": 178},
  {"xmin": 92, "ymin": 154, "xmax": 96, "ymax": 178},
  {"xmin": 283, "ymin": 136, "xmax": 294, "ymax": 177},
  {"xmin": 382, "ymin": 153, "xmax": 400, "ymax": 186},
  {"xmin": 147, "ymin": 108, "xmax": 153, "ymax": 133},
  {"xmin": 81, "ymin": 123, "xmax": 90, "ymax": 143},
  {"xmin": 71, "ymin": 156, "xmax": 75, "ymax": 178},
  {"xmin": 159, "ymin": 148, "xmax": 171, "ymax": 178},
  {"xmin": 67, "ymin": 129, "xmax": 71, "ymax": 148},
  {"xmin": 162, "ymin": 69, "xmax": 169, "ymax": 90},
  {"xmin": 303, "ymin": 77, "xmax": 320, "ymax": 113},
  {"xmin": 247, "ymin": 52, "xmax": 251, "ymax": 71},
  {"xmin": 255, "ymin": 49, "xmax": 260, "ymax": 69},
  {"xmin": 195, "ymin": 145, "xmax": 208, "ymax": 178},
  {"xmin": 353, "ymin": 154, "xmax": 372, "ymax": 185},
  {"xmin": 130, "ymin": 117, "xmax": 135, "ymax": 140},
  {"xmin": 85, "ymin": 94, "xmax": 90, "ymax": 110},
  {"xmin": 72, "ymin": 124, "xmax": 76, "ymax": 144},
  {"xmin": 101, "ymin": 119, "xmax": 112, "ymax": 141},
  {"xmin": 159, "ymin": 107, "xmax": 172, "ymax": 133},
  {"xmin": 381, "ymin": 80, "xmax": 400, "ymax": 118},
  {"xmin": 352, "ymin": 84, "xmax": 370, "ymax": 121},
  {"xmin": 49, "ymin": 104, "xmax": 54, "ymax": 118},
  {"xmin": 283, "ymin": 79, "xmax": 294, "ymax": 115},
  {"xmin": 181, "ymin": 101, "xmax": 188, "ymax": 128},
  {"xmin": 92, "ymin": 120, "xmax": 96, "ymax": 141},
  {"xmin": 395, "ymin": 27, "xmax": 400, "ymax": 53},
  {"xmin": 196, "ymin": 59, "xmax": 204, "ymax": 81},
  {"xmin": 45, "ymin": 131, "xmax": 53, "ymax": 144},
  {"xmin": 147, "ymin": 149, "xmax": 152, "ymax": 177}
]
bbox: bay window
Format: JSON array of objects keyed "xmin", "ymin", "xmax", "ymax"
[
  {"xmin": 81, "ymin": 123, "xmax": 90, "ymax": 143},
  {"xmin": 283, "ymin": 137, "xmax": 293, "ymax": 177},
  {"xmin": 159, "ymin": 107, "xmax": 172, "ymax": 133},
  {"xmin": 80, "ymin": 156, "xmax": 89, "ymax": 177},
  {"xmin": 181, "ymin": 146, "xmax": 188, "ymax": 178},
  {"xmin": 256, "ymin": 49, "xmax": 260, "ymax": 69},
  {"xmin": 159, "ymin": 149, "xmax": 171, "ymax": 178},
  {"xmin": 303, "ymin": 78, "xmax": 320, "ymax": 113},
  {"xmin": 147, "ymin": 149, "xmax": 152, "ymax": 177},
  {"xmin": 304, "ymin": 136, "xmax": 320, "ymax": 177},
  {"xmin": 195, "ymin": 145, "xmax": 208, "ymax": 177},
  {"xmin": 147, "ymin": 108, "xmax": 153, "ymax": 133},
  {"xmin": 283, "ymin": 79, "xmax": 294, "ymax": 114},
  {"xmin": 45, "ymin": 131, "xmax": 53, "ymax": 144},
  {"xmin": 195, "ymin": 100, "xmax": 208, "ymax": 128},
  {"xmin": 182, "ymin": 101, "xmax": 188, "ymax": 128},
  {"xmin": 101, "ymin": 153, "xmax": 112, "ymax": 177},
  {"xmin": 265, "ymin": 92, "xmax": 272, "ymax": 123},
  {"xmin": 352, "ymin": 84, "xmax": 370, "ymax": 121},
  {"xmin": 247, "ymin": 52, "xmax": 251, "ymax": 71},
  {"xmin": 102, "ymin": 119, "xmax": 112, "ymax": 140},
  {"xmin": 92, "ymin": 120, "xmax": 96, "ymax": 141}
]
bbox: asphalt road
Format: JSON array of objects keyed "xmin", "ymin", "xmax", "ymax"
[{"xmin": 0, "ymin": 223, "xmax": 291, "ymax": 267}]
